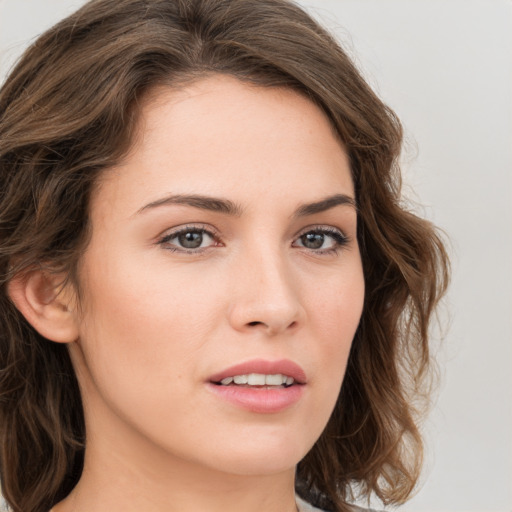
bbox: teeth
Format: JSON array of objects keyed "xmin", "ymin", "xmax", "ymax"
[
  {"xmin": 219, "ymin": 373, "xmax": 294, "ymax": 386},
  {"xmin": 265, "ymin": 374, "xmax": 284, "ymax": 385},
  {"xmin": 248, "ymin": 373, "xmax": 266, "ymax": 385}
]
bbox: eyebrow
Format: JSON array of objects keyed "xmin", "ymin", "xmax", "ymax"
[
  {"xmin": 293, "ymin": 193, "xmax": 357, "ymax": 217},
  {"xmin": 136, "ymin": 194, "xmax": 243, "ymax": 216},
  {"xmin": 136, "ymin": 193, "xmax": 356, "ymax": 217}
]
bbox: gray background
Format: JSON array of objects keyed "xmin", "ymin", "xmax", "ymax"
[{"xmin": 1, "ymin": 1, "xmax": 511, "ymax": 511}]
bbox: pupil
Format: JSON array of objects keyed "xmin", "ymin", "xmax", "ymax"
[
  {"xmin": 302, "ymin": 233, "xmax": 324, "ymax": 249},
  {"xmin": 179, "ymin": 231, "xmax": 203, "ymax": 248}
]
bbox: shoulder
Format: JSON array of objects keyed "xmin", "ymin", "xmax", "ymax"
[{"xmin": 296, "ymin": 495, "xmax": 383, "ymax": 512}]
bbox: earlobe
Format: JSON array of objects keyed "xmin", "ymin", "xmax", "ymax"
[{"xmin": 7, "ymin": 269, "xmax": 79, "ymax": 343}]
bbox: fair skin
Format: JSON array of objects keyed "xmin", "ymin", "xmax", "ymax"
[{"xmin": 11, "ymin": 75, "xmax": 364, "ymax": 512}]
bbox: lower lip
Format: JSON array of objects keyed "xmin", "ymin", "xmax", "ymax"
[{"xmin": 206, "ymin": 383, "xmax": 304, "ymax": 413}]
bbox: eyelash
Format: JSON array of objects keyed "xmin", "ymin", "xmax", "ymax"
[
  {"xmin": 157, "ymin": 224, "xmax": 349, "ymax": 255},
  {"xmin": 293, "ymin": 226, "xmax": 349, "ymax": 255}
]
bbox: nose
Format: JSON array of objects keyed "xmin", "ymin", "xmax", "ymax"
[{"xmin": 227, "ymin": 249, "xmax": 305, "ymax": 336}]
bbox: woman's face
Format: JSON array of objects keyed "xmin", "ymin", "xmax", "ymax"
[{"xmin": 69, "ymin": 75, "xmax": 364, "ymax": 478}]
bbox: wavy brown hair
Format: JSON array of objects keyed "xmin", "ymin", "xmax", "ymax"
[{"xmin": 0, "ymin": 1, "xmax": 449, "ymax": 511}]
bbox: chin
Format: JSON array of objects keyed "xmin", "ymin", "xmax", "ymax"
[{"xmin": 197, "ymin": 430, "xmax": 314, "ymax": 477}]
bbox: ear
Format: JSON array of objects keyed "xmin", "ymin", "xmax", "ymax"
[{"xmin": 8, "ymin": 268, "xmax": 79, "ymax": 343}]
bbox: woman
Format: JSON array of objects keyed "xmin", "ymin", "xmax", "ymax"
[{"xmin": 0, "ymin": 1, "xmax": 449, "ymax": 511}]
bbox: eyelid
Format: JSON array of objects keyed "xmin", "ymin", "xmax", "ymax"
[
  {"xmin": 292, "ymin": 225, "xmax": 350, "ymax": 253},
  {"xmin": 294, "ymin": 224, "xmax": 348, "ymax": 241},
  {"xmin": 157, "ymin": 224, "xmax": 222, "ymax": 252},
  {"xmin": 155, "ymin": 223, "xmax": 350, "ymax": 255},
  {"xmin": 296, "ymin": 222, "xmax": 345, "ymax": 233}
]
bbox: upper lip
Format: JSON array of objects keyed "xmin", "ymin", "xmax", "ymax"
[{"xmin": 208, "ymin": 359, "xmax": 307, "ymax": 385}]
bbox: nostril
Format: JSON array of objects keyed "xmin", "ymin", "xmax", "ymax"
[{"xmin": 246, "ymin": 320, "xmax": 298, "ymax": 331}]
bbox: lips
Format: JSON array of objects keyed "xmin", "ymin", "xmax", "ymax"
[
  {"xmin": 208, "ymin": 359, "xmax": 307, "ymax": 385},
  {"xmin": 206, "ymin": 359, "xmax": 306, "ymax": 413}
]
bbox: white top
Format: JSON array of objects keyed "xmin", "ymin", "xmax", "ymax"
[{"xmin": 296, "ymin": 495, "xmax": 381, "ymax": 512}]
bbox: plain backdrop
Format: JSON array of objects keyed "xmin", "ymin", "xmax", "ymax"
[{"xmin": 1, "ymin": 1, "xmax": 511, "ymax": 511}]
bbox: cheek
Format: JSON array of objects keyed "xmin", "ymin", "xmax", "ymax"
[
  {"xmin": 72, "ymin": 259, "xmax": 219, "ymax": 447},
  {"xmin": 309, "ymin": 266, "xmax": 364, "ymax": 380},
  {"xmin": 75, "ymin": 248, "xmax": 226, "ymax": 386},
  {"xmin": 306, "ymin": 263, "xmax": 364, "ymax": 335},
  {"xmin": 291, "ymin": 270, "xmax": 363, "ymax": 450}
]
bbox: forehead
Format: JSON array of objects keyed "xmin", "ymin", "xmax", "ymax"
[
  {"xmin": 92, "ymin": 74, "xmax": 354, "ymax": 217},
  {"xmin": 139, "ymin": 75, "xmax": 343, "ymax": 144}
]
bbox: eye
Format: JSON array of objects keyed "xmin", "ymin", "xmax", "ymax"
[
  {"xmin": 293, "ymin": 227, "xmax": 348, "ymax": 254},
  {"xmin": 158, "ymin": 226, "xmax": 219, "ymax": 252}
]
